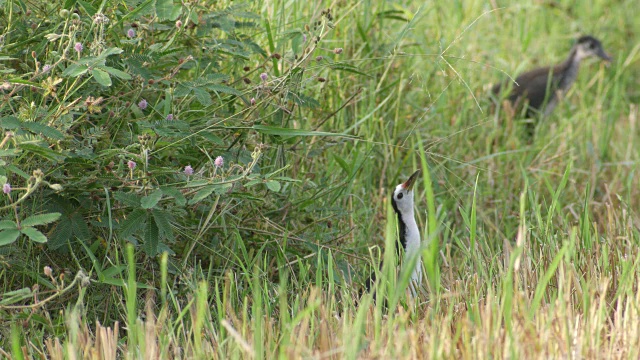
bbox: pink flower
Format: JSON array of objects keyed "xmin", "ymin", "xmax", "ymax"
[
  {"xmin": 260, "ymin": 73, "xmax": 268, "ymax": 82},
  {"xmin": 74, "ymin": 42, "xmax": 83, "ymax": 53},
  {"xmin": 250, "ymin": 98, "xmax": 256, "ymax": 106},
  {"xmin": 42, "ymin": 64, "xmax": 51, "ymax": 73},
  {"xmin": 214, "ymin": 156, "xmax": 224, "ymax": 168},
  {"xmin": 127, "ymin": 28, "xmax": 136, "ymax": 38},
  {"xmin": 127, "ymin": 160, "xmax": 136, "ymax": 170},
  {"xmin": 333, "ymin": 48, "xmax": 343, "ymax": 54},
  {"xmin": 138, "ymin": 99, "xmax": 147, "ymax": 110},
  {"xmin": 184, "ymin": 165, "xmax": 193, "ymax": 176},
  {"xmin": 166, "ymin": 114, "xmax": 174, "ymax": 121},
  {"xmin": 2, "ymin": 183, "xmax": 10, "ymax": 194},
  {"xmin": 176, "ymin": 20, "xmax": 183, "ymax": 29}
]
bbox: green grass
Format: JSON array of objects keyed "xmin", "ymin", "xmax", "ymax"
[{"xmin": 1, "ymin": 0, "xmax": 639, "ymax": 358}]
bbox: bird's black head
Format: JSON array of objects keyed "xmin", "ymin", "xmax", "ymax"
[{"xmin": 576, "ymin": 35, "xmax": 611, "ymax": 62}]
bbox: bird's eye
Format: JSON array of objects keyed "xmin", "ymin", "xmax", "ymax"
[{"xmin": 397, "ymin": 193, "xmax": 404, "ymax": 199}]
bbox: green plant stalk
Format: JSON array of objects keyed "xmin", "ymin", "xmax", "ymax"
[{"xmin": 125, "ymin": 244, "xmax": 138, "ymax": 352}]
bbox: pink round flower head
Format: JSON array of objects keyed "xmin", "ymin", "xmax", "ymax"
[
  {"xmin": 260, "ymin": 73, "xmax": 268, "ymax": 82},
  {"xmin": 184, "ymin": 165, "xmax": 193, "ymax": 176},
  {"xmin": 166, "ymin": 114, "xmax": 174, "ymax": 121},
  {"xmin": 42, "ymin": 64, "xmax": 51, "ymax": 73},
  {"xmin": 175, "ymin": 20, "xmax": 183, "ymax": 29},
  {"xmin": 127, "ymin": 28, "xmax": 136, "ymax": 38},
  {"xmin": 333, "ymin": 47, "xmax": 343, "ymax": 54},
  {"xmin": 302, "ymin": 34, "xmax": 307, "ymax": 42},
  {"xmin": 250, "ymin": 98, "xmax": 256, "ymax": 106},
  {"xmin": 138, "ymin": 99, "xmax": 147, "ymax": 110},
  {"xmin": 127, "ymin": 160, "xmax": 136, "ymax": 170},
  {"xmin": 214, "ymin": 156, "xmax": 224, "ymax": 168},
  {"xmin": 74, "ymin": 42, "xmax": 83, "ymax": 53},
  {"xmin": 2, "ymin": 183, "xmax": 10, "ymax": 195}
]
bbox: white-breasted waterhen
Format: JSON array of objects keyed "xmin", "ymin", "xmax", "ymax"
[
  {"xmin": 492, "ymin": 35, "xmax": 611, "ymax": 132},
  {"xmin": 365, "ymin": 170, "xmax": 423, "ymax": 298}
]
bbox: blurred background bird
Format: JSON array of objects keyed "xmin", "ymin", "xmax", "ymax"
[{"xmin": 492, "ymin": 35, "xmax": 611, "ymax": 136}]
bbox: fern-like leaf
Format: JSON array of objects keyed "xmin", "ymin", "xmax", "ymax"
[
  {"xmin": 21, "ymin": 213, "xmax": 62, "ymax": 227},
  {"xmin": 144, "ymin": 219, "xmax": 159, "ymax": 256},
  {"xmin": 21, "ymin": 227, "xmax": 47, "ymax": 243},
  {"xmin": 119, "ymin": 209, "xmax": 147, "ymax": 239}
]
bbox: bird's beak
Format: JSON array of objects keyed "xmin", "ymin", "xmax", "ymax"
[
  {"xmin": 402, "ymin": 170, "xmax": 421, "ymax": 191},
  {"xmin": 597, "ymin": 48, "xmax": 612, "ymax": 63}
]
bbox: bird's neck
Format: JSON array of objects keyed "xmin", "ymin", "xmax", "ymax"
[
  {"xmin": 558, "ymin": 47, "xmax": 583, "ymax": 90},
  {"xmin": 398, "ymin": 209, "xmax": 420, "ymax": 253},
  {"xmin": 397, "ymin": 208, "xmax": 423, "ymax": 292}
]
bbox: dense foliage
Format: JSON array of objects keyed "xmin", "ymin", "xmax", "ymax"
[{"xmin": 0, "ymin": 0, "xmax": 369, "ymax": 332}]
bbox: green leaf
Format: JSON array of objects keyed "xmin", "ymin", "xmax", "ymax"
[
  {"xmin": 118, "ymin": 0, "xmax": 154, "ymax": 24},
  {"xmin": 160, "ymin": 186, "xmax": 186, "ymax": 206},
  {"xmin": 207, "ymin": 84, "xmax": 242, "ymax": 96},
  {"xmin": 102, "ymin": 265, "xmax": 126, "ymax": 279},
  {"xmin": 119, "ymin": 209, "xmax": 147, "ymax": 239},
  {"xmin": 48, "ymin": 217, "xmax": 73, "ymax": 250},
  {"xmin": 19, "ymin": 143, "xmax": 67, "ymax": 162},
  {"xmin": 155, "ymin": 0, "xmax": 182, "ymax": 21},
  {"xmin": 71, "ymin": 212, "xmax": 91, "ymax": 241},
  {"xmin": 253, "ymin": 125, "xmax": 356, "ymax": 139},
  {"xmin": 0, "ymin": 116, "xmax": 21, "ymax": 129},
  {"xmin": 114, "ymin": 192, "xmax": 141, "ymax": 207},
  {"xmin": 193, "ymin": 87, "xmax": 212, "ymax": 106},
  {"xmin": 62, "ymin": 64, "xmax": 89, "ymax": 77},
  {"xmin": 102, "ymin": 66, "xmax": 132, "ymax": 80},
  {"xmin": 0, "ymin": 230, "xmax": 20, "ymax": 246},
  {"xmin": 21, "ymin": 212, "xmax": 61, "ymax": 227},
  {"xmin": 0, "ymin": 221, "xmax": 17, "ymax": 230},
  {"xmin": 289, "ymin": 92, "xmax": 320, "ymax": 108},
  {"xmin": 92, "ymin": 68, "xmax": 112, "ymax": 86},
  {"xmin": 183, "ymin": 179, "xmax": 210, "ymax": 188},
  {"xmin": 214, "ymin": 183, "xmax": 232, "ymax": 194},
  {"xmin": 141, "ymin": 190, "xmax": 163, "ymax": 209},
  {"xmin": 97, "ymin": 47, "xmax": 124, "ymax": 59},
  {"xmin": 333, "ymin": 153, "xmax": 351, "ymax": 175},
  {"xmin": 0, "ymin": 287, "xmax": 33, "ymax": 305},
  {"xmin": 21, "ymin": 227, "xmax": 47, "ymax": 243},
  {"xmin": 3, "ymin": 78, "xmax": 39, "ymax": 86},
  {"xmin": 245, "ymin": 179, "xmax": 261, "ymax": 188},
  {"xmin": 144, "ymin": 219, "xmax": 159, "ymax": 256},
  {"xmin": 21, "ymin": 122, "xmax": 65, "ymax": 140},
  {"xmin": 329, "ymin": 62, "xmax": 369, "ymax": 76},
  {"xmin": 5, "ymin": 165, "xmax": 29, "ymax": 179},
  {"xmin": 198, "ymin": 132, "xmax": 225, "ymax": 145},
  {"xmin": 77, "ymin": 0, "xmax": 97, "ymax": 16},
  {"xmin": 265, "ymin": 180, "xmax": 281, "ymax": 192},
  {"xmin": 189, "ymin": 185, "xmax": 216, "ymax": 204},
  {"xmin": 152, "ymin": 209, "xmax": 174, "ymax": 240}
]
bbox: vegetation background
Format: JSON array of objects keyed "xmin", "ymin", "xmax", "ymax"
[{"xmin": 0, "ymin": 0, "xmax": 639, "ymax": 358}]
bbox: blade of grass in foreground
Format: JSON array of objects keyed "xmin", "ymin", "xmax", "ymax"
[
  {"xmin": 416, "ymin": 134, "xmax": 440, "ymax": 297},
  {"xmin": 125, "ymin": 244, "xmax": 138, "ymax": 352}
]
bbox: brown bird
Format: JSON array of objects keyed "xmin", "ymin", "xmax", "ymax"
[{"xmin": 493, "ymin": 35, "xmax": 611, "ymax": 123}]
